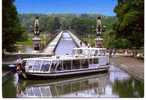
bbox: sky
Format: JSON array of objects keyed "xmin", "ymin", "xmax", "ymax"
[{"xmin": 15, "ymin": 0, "xmax": 117, "ymax": 16}]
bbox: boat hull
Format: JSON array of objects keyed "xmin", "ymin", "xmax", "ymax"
[{"xmin": 18, "ymin": 66, "xmax": 109, "ymax": 79}]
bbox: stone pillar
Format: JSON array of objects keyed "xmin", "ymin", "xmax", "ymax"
[
  {"xmin": 32, "ymin": 16, "xmax": 41, "ymax": 51},
  {"xmin": 95, "ymin": 16, "xmax": 103, "ymax": 48},
  {"xmin": 32, "ymin": 37, "xmax": 41, "ymax": 50}
]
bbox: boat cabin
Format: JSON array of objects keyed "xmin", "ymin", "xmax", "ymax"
[
  {"xmin": 19, "ymin": 47, "xmax": 109, "ymax": 78},
  {"xmin": 72, "ymin": 47, "xmax": 107, "ymax": 56},
  {"xmin": 22, "ymin": 55, "xmax": 103, "ymax": 73}
]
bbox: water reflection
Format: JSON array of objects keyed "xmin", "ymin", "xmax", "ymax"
[
  {"xmin": 2, "ymin": 65, "xmax": 144, "ymax": 98},
  {"xmin": 16, "ymin": 73, "xmax": 110, "ymax": 97},
  {"xmin": 112, "ymin": 78, "xmax": 144, "ymax": 97},
  {"xmin": 13, "ymin": 65, "xmax": 143, "ymax": 98},
  {"xmin": 109, "ymin": 65, "xmax": 130, "ymax": 82},
  {"xmin": 110, "ymin": 65, "xmax": 144, "ymax": 98}
]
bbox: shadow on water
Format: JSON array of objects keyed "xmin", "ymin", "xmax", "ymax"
[{"xmin": 2, "ymin": 65, "xmax": 144, "ymax": 98}]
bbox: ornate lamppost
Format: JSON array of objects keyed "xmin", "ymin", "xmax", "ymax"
[{"xmin": 32, "ymin": 16, "xmax": 41, "ymax": 51}]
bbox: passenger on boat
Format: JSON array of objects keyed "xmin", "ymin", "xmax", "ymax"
[
  {"xmin": 16, "ymin": 63, "xmax": 21, "ymax": 72},
  {"xmin": 16, "ymin": 58, "xmax": 26, "ymax": 73}
]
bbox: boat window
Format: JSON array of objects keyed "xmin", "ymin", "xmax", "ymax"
[
  {"xmin": 77, "ymin": 49, "xmax": 83, "ymax": 55},
  {"xmin": 50, "ymin": 60, "xmax": 63, "ymax": 72},
  {"xmin": 80, "ymin": 59, "xmax": 88, "ymax": 68},
  {"xmin": 93, "ymin": 58, "xmax": 98, "ymax": 64},
  {"xmin": 33, "ymin": 60, "xmax": 42, "ymax": 71},
  {"xmin": 63, "ymin": 60, "xmax": 71, "ymax": 70},
  {"xmin": 40, "ymin": 61, "xmax": 50, "ymax": 72},
  {"xmin": 72, "ymin": 60, "xmax": 80, "ymax": 69},
  {"xmin": 25, "ymin": 60, "xmax": 36, "ymax": 70},
  {"xmin": 50, "ymin": 61, "xmax": 57, "ymax": 72},
  {"xmin": 94, "ymin": 50, "xmax": 98, "ymax": 56},
  {"xmin": 88, "ymin": 58, "xmax": 93, "ymax": 64},
  {"xmin": 56, "ymin": 63, "xmax": 62, "ymax": 71}
]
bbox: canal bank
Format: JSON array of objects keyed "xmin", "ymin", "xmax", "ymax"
[
  {"xmin": 110, "ymin": 56, "xmax": 144, "ymax": 81},
  {"xmin": 2, "ymin": 71, "xmax": 13, "ymax": 84},
  {"xmin": 43, "ymin": 31, "xmax": 63, "ymax": 55},
  {"xmin": 68, "ymin": 31, "xmax": 86, "ymax": 47}
]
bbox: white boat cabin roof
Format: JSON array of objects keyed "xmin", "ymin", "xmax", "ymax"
[
  {"xmin": 73, "ymin": 47, "xmax": 106, "ymax": 50},
  {"xmin": 23, "ymin": 55, "xmax": 99, "ymax": 61},
  {"xmin": 22, "ymin": 47, "xmax": 107, "ymax": 62}
]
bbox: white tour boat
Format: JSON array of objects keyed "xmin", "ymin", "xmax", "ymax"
[{"xmin": 17, "ymin": 47, "xmax": 110, "ymax": 79}]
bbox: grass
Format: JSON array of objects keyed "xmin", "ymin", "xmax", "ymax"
[
  {"xmin": 16, "ymin": 33, "xmax": 50, "ymax": 46},
  {"xmin": 16, "ymin": 38, "xmax": 32, "ymax": 46},
  {"xmin": 16, "ymin": 33, "xmax": 57, "ymax": 51}
]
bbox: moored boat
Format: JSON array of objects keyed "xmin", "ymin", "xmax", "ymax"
[{"xmin": 17, "ymin": 47, "xmax": 110, "ymax": 79}]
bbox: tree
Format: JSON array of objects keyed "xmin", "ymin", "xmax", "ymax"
[
  {"xmin": 103, "ymin": 31, "xmax": 129, "ymax": 49},
  {"xmin": 113, "ymin": 0, "xmax": 144, "ymax": 49},
  {"xmin": 2, "ymin": 0, "xmax": 24, "ymax": 52},
  {"xmin": 52, "ymin": 17, "xmax": 61, "ymax": 33},
  {"xmin": 70, "ymin": 16, "xmax": 96, "ymax": 36}
]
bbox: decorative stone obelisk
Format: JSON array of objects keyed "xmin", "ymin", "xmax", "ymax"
[
  {"xmin": 32, "ymin": 17, "xmax": 41, "ymax": 51},
  {"xmin": 95, "ymin": 16, "xmax": 103, "ymax": 48}
]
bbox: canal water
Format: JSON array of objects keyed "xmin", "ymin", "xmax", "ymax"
[
  {"xmin": 2, "ymin": 65, "xmax": 144, "ymax": 98},
  {"xmin": 2, "ymin": 32, "xmax": 144, "ymax": 98},
  {"xmin": 55, "ymin": 32, "xmax": 77, "ymax": 55}
]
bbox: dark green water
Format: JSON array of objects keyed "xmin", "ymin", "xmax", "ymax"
[{"xmin": 2, "ymin": 65, "xmax": 144, "ymax": 98}]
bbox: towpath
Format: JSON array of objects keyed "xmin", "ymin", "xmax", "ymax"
[{"xmin": 110, "ymin": 56, "xmax": 144, "ymax": 80}]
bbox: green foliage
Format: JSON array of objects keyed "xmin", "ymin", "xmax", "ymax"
[
  {"xmin": 71, "ymin": 16, "xmax": 96, "ymax": 36},
  {"xmin": 16, "ymin": 38, "xmax": 32, "ymax": 46},
  {"xmin": 80, "ymin": 34, "xmax": 96, "ymax": 47},
  {"xmin": 19, "ymin": 14, "xmax": 116, "ymax": 35},
  {"xmin": 18, "ymin": 13, "xmax": 116, "ymax": 48},
  {"xmin": 2, "ymin": 0, "xmax": 24, "ymax": 52},
  {"xmin": 52, "ymin": 17, "xmax": 61, "ymax": 33},
  {"xmin": 103, "ymin": 31, "xmax": 129, "ymax": 49},
  {"xmin": 113, "ymin": 0, "xmax": 144, "ymax": 48}
]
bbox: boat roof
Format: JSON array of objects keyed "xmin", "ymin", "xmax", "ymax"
[
  {"xmin": 73, "ymin": 47, "xmax": 106, "ymax": 50},
  {"xmin": 22, "ymin": 54, "xmax": 100, "ymax": 61},
  {"xmin": 22, "ymin": 47, "xmax": 107, "ymax": 61}
]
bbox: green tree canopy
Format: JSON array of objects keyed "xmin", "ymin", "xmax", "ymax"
[
  {"xmin": 113, "ymin": 0, "xmax": 144, "ymax": 48},
  {"xmin": 2, "ymin": 0, "xmax": 24, "ymax": 52}
]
